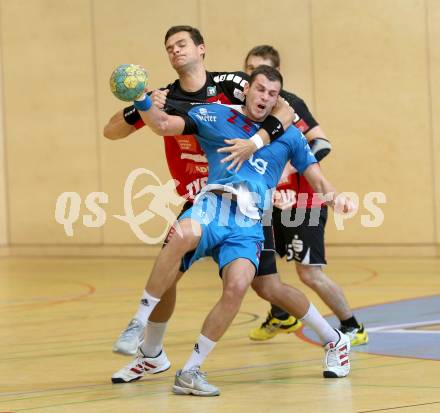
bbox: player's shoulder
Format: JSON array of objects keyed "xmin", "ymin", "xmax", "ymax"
[
  {"xmin": 280, "ymin": 89, "xmax": 307, "ymax": 107},
  {"xmin": 208, "ymin": 71, "xmax": 249, "ymax": 86}
]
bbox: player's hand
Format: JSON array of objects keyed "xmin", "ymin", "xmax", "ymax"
[
  {"xmin": 273, "ymin": 189, "xmax": 297, "ymax": 210},
  {"xmin": 333, "ymin": 194, "xmax": 357, "ymax": 214},
  {"xmin": 217, "ymin": 138, "xmax": 255, "ymax": 172},
  {"xmin": 271, "ymin": 96, "xmax": 296, "ymax": 128},
  {"xmin": 150, "ymin": 89, "xmax": 169, "ymax": 110}
]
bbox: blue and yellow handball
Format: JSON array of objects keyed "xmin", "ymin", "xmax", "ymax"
[{"xmin": 109, "ymin": 64, "xmax": 148, "ymax": 101}]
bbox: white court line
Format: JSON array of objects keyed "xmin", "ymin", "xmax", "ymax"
[{"xmin": 368, "ymin": 319, "xmax": 440, "ymax": 332}]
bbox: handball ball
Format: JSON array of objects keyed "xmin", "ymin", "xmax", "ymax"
[{"xmin": 109, "ymin": 64, "xmax": 148, "ymax": 101}]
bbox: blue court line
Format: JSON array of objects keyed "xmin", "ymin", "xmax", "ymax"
[{"xmin": 302, "ymin": 295, "xmax": 440, "ymax": 360}]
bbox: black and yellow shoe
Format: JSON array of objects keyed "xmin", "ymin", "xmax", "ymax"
[
  {"xmin": 340, "ymin": 323, "xmax": 369, "ymax": 346},
  {"xmin": 249, "ymin": 312, "xmax": 303, "ymax": 341}
]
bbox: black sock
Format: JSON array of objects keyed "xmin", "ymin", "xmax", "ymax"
[
  {"xmin": 340, "ymin": 316, "xmax": 360, "ymax": 329},
  {"xmin": 270, "ymin": 304, "xmax": 290, "ymax": 320}
]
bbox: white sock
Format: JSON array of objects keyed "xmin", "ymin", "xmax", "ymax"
[
  {"xmin": 300, "ymin": 303, "xmax": 339, "ymax": 345},
  {"xmin": 182, "ymin": 334, "xmax": 217, "ymax": 371},
  {"xmin": 141, "ymin": 321, "xmax": 168, "ymax": 357},
  {"xmin": 133, "ymin": 290, "xmax": 160, "ymax": 326}
]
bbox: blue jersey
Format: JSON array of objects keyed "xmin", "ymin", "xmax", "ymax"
[{"xmin": 184, "ymin": 103, "xmax": 317, "ymax": 214}]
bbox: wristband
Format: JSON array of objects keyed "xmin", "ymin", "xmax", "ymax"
[
  {"xmin": 250, "ymin": 133, "xmax": 264, "ymax": 150},
  {"xmin": 261, "ymin": 115, "xmax": 284, "ymax": 141},
  {"xmin": 133, "ymin": 94, "xmax": 152, "ymax": 112},
  {"xmin": 123, "ymin": 106, "xmax": 142, "ymax": 125}
]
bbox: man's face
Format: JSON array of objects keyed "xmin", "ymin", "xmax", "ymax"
[
  {"xmin": 165, "ymin": 31, "xmax": 205, "ymax": 72},
  {"xmin": 244, "ymin": 74, "xmax": 281, "ymax": 122},
  {"xmin": 245, "ymin": 55, "xmax": 277, "ymax": 75}
]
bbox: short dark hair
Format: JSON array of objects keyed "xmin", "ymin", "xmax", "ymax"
[
  {"xmin": 164, "ymin": 25, "xmax": 205, "ymax": 46},
  {"xmin": 249, "ymin": 65, "xmax": 283, "ymax": 88},
  {"xmin": 245, "ymin": 45, "xmax": 280, "ymax": 68}
]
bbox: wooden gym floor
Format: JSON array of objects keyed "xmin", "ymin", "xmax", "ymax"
[{"xmin": 1, "ymin": 256, "xmax": 439, "ymax": 413}]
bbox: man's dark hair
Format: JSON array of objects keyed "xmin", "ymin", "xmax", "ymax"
[
  {"xmin": 164, "ymin": 25, "xmax": 205, "ymax": 46},
  {"xmin": 245, "ymin": 45, "xmax": 280, "ymax": 68},
  {"xmin": 249, "ymin": 65, "xmax": 283, "ymax": 88}
]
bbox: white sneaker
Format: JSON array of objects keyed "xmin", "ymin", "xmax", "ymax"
[
  {"xmin": 172, "ymin": 367, "xmax": 220, "ymax": 396},
  {"xmin": 323, "ymin": 329, "xmax": 351, "ymax": 378},
  {"xmin": 113, "ymin": 318, "xmax": 144, "ymax": 356},
  {"xmin": 111, "ymin": 348, "xmax": 171, "ymax": 383}
]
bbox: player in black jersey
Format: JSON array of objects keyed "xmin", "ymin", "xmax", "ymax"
[
  {"xmin": 105, "ymin": 27, "xmax": 294, "ymax": 361},
  {"xmin": 244, "ymin": 45, "xmax": 368, "ymax": 345}
]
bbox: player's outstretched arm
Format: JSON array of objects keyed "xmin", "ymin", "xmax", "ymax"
[
  {"xmin": 133, "ymin": 93, "xmax": 185, "ymax": 136},
  {"xmin": 303, "ymin": 164, "xmax": 354, "ymax": 213},
  {"xmin": 103, "ymin": 89, "xmax": 171, "ymax": 140},
  {"xmin": 103, "ymin": 109, "xmax": 137, "ymax": 140}
]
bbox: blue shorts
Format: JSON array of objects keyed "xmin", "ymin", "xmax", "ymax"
[{"xmin": 179, "ymin": 192, "xmax": 264, "ymax": 275}]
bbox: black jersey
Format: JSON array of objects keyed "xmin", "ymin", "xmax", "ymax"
[{"xmin": 280, "ymin": 90, "xmax": 318, "ymax": 134}]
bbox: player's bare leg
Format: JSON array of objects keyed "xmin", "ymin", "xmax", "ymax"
[
  {"xmin": 251, "ymin": 273, "xmax": 309, "ymax": 318},
  {"xmin": 295, "ymin": 263, "xmax": 368, "ymax": 345},
  {"xmin": 296, "ymin": 263, "xmax": 351, "ymax": 319},
  {"xmin": 146, "ymin": 219, "xmax": 200, "ymax": 298},
  {"xmin": 173, "ymin": 258, "xmax": 255, "ymax": 397},
  {"xmin": 252, "ymin": 273, "xmax": 351, "ymax": 378},
  {"xmin": 112, "ymin": 219, "xmax": 202, "ymax": 382}
]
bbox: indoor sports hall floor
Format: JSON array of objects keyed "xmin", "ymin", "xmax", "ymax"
[{"xmin": 1, "ymin": 256, "xmax": 439, "ymax": 413}]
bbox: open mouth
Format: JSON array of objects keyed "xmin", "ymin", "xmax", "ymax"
[{"xmin": 257, "ymin": 104, "xmax": 266, "ymax": 110}]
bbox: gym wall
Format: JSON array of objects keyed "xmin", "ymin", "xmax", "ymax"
[{"xmin": 0, "ymin": 0, "xmax": 438, "ymax": 257}]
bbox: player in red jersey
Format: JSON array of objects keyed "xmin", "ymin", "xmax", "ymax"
[{"xmin": 244, "ymin": 45, "xmax": 368, "ymax": 345}]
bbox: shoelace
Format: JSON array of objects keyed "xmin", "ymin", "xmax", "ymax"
[
  {"xmin": 261, "ymin": 313, "xmax": 284, "ymax": 333},
  {"xmin": 325, "ymin": 345, "xmax": 339, "ymax": 366},
  {"xmin": 187, "ymin": 368, "xmax": 208, "ymax": 384},
  {"xmin": 121, "ymin": 320, "xmax": 142, "ymax": 339}
]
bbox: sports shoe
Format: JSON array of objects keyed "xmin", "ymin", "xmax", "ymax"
[
  {"xmin": 113, "ymin": 318, "xmax": 145, "ymax": 356},
  {"xmin": 172, "ymin": 367, "xmax": 220, "ymax": 396},
  {"xmin": 249, "ymin": 312, "xmax": 303, "ymax": 341},
  {"xmin": 323, "ymin": 329, "xmax": 351, "ymax": 378},
  {"xmin": 111, "ymin": 348, "xmax": 171, "ymax": 383},
  {"xmin": 340, "ymin": 323, "xmax": 369, "ymax": 346}
]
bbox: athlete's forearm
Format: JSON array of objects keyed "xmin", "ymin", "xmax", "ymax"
[
  {"xmin": 303, "ymin": 164, "xmax": 337, "ymax": 206},
  {"xmin": 103, "ymin": 109, "xmax": 136, "ymax": 140}
]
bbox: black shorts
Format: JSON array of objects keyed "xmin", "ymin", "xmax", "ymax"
[
  {"xmin": 256, "ymin": 225, "xmax": 277, "ymax": 276},
  {"xmin": 272, "ymin": 206, "xmax": 328, "ymax": 266},
  {"xmin": 166, "ymin": 201, "xmax": 278, "ymax": 276}
]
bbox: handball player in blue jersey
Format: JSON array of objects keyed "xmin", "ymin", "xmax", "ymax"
[{"xmin": 121, "ymin": 65, "xmax": 354, "ymax": 396}]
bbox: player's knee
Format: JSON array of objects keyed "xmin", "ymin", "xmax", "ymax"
[
  {"xmin": 297, "ymin": 264, "xmax": 320, "ymax": 287},
  {"xmin": 168, "ymin": 219, "xmax": 200, "ymax": 252},
  {"xmin": 223, "ymin": 278, "xmax": 250, "ymax": 302}
]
